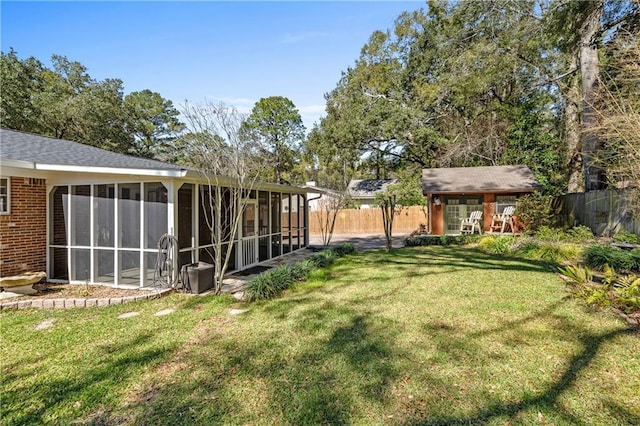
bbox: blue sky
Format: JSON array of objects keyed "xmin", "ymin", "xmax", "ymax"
[{"xmin": 1, "ymin": 1, "xmax": 424, "ymax": 131}]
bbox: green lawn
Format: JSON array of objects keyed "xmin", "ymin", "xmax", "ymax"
[{"xmin": 1, "ymin": 246, "xmax": 638, "ymax": 425}]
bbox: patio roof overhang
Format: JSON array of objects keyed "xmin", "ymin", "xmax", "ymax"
[{"xmin": 1, "ymin": 158, "xmax": 309, "ymax": 193}]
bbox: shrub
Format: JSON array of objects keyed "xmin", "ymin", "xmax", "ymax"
[
  {"xmin": 534, "ymin": 225, "xmax": 594, "ymax": 243},
  {"xmin": 510, "ymin": 238, "xmax": 541, "ymax": 258},
  {"xmin": 614, "ymin": 274, "xmax": 640, "ymax": 312},
  {"xmin": 478, "ymin": 236, "xmax": 515, "ymax": 254},
  {"xmin": 516, "ymin": 192, "xmax": 553, "ymax": 233},
  {"xmin": 537, "ymin": 243, "xmax": 582, "ymax": 263},
  {"xmin": 333, "ymin": 242, "xmax": 355, "ymax": 256},
  {"xmin": 245, "ymin": 268, "xmax": 289, "ymax": 302},
  {"xmin": 583, "ymin": 245, "xmax": 640, "ymax": 272},
  {"xmin": 404, "ymin": 234, "xmax": 480, "ymax": 247},
  {"xmin": 566, "ymin": 225, "xmax": 595, "ymax": 243},
  {"xmin": 309, "ymin": 249, "xmax": 338, "ymax": 268},
  {"xmin": 534, "ymin": 226, "xmax": 562, "ymax": 242},
  {"xmin": 613, "ymin": 232, "xmax": 639, "ymax": 245},
  {"xmin": 559, "ymin": 264, "xmax": 593, "ymax": 285},
  {"xmin": 245, "ymin": 247, "xmax": 347, "ymax": 302}
]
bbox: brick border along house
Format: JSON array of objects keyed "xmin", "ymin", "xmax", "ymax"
[
  {"xmin": 0, "ymin": 128, "xmax": 310, "ymax": 287},
  {"xmin": 422, "ymin": 165, "xmax": 541, "ymax": 235}
]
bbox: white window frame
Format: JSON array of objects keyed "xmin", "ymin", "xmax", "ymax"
[
  {"xmin": 495, "ymin": 195, "xmax": 518, "ymax": 215},
  {"xmin": 0, "ymin": 177, "xmax": 10, "ymax": 215}
]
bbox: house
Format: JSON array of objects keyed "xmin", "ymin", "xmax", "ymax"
[
  {"xmin": 347, "ymin": 179, "xmax": 397, "ymax": 209},
  {"xmin": 302, "ymin": 181, "xmax": 343, "ymax": 212},
  {"xmin": 422, "ymin": 165, "xmax": 540, "ymax": 235},
  {"xmin": 0, "ymin": 128, "xmax": 310, "ymax": 287}
]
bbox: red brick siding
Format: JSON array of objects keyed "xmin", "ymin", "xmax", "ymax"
[{"xmin": 0, "ymin": 177, "xmax": 47, "ymax": 277}]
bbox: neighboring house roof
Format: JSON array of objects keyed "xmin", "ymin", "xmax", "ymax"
[
  {"xmin": 422, "ymin": 165, "xmax": 540, "ymax": 194},
  {"xmin": 348, "ymin": 179, "xmax": 397, "ymax": 199},
  {"xmin": 301, "ymin": 183, "xmax": 342, "ymax": 197},
  {"xmin": 0, "ymin": 128, "xmax": 186, "ymax": 176}
]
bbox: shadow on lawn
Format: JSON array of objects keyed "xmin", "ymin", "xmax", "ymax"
[
  {"xmin": 2, "ymin": 332, "xmax": 175, "ymax": 425},
  {"xmin": 400, "ymin": 326, "xmax": 636, "ymax": 426},
  {"xmin": 358, "ymin": 245, "xmax": 555, "ymax": 276},
  {"xmin": 105, "ymin": 304, "xmax": 401, "ymax": 425},
  {"xmin": 402, "ymin": 294, "xmax": 638, "ymax": 425},
  {"xmin": 39, "ymin": 245, "xmax": 634, "ymax": 425}
]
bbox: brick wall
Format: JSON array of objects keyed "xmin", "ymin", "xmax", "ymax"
[{"xmin": 0, "ymin": 177, "xmax": 47, "ymax": 277}]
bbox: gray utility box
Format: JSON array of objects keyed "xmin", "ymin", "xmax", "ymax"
[{"xmin": 184, "ymin": 262, "xmax": 214, "ymax": 294}]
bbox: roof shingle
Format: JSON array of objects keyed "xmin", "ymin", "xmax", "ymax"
[
  {"xmin": 348, "ymin": 179, "xmax": 397, "ymax": 199},
  {"xmin": 422, "ymin": 165, "xmax": 540, "ymax": 194},
  {"xmin": 0, "ymin": 128, "xmax": 185, "ymax": 171}
]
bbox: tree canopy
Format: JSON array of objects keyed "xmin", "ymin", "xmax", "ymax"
[
  {"xmin": 242, "ymin": 96, "xmax": 306, "ymax": 184},
  {"xmin": 0, "ymin": 50, "xmax": 183, "ymax": 158},
  {"xmin": 305, "ymin": 0, "xmax": 639, "ymax": 195}
]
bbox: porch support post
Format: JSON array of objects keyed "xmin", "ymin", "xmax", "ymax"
[{"xmin": 163, "ymin": 180, "xmax": 177, "ymax": 237}]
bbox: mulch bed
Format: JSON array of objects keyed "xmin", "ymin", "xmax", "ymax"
[{"xmin": 9, "ymin": 282, "xmax": 156, "ymax": 300}]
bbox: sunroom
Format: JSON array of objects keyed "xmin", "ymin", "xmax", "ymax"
[{"xmin": 0, "ymin": 129, "xmax": 309, "ymax": 287}]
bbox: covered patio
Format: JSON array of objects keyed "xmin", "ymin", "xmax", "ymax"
[{"xmin": 1, "ymin": 129, "xmax": 310, "ymax": 288}]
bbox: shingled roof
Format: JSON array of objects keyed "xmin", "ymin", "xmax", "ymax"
[
  {"xmin": 0, "ymin": 128, "xmax": 186, "ymax": 172},
  {"xmin": 422, "ymin": 165, "xmax": 540, "ymax": 194},
  {"xmin": 348, "ymin": 179, "xmax": 397, "ymax": 199}
]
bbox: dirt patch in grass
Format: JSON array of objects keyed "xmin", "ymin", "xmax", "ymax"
[{"xmin": 11, "ymin": 282, "xmax": 158, "ymax": 300}]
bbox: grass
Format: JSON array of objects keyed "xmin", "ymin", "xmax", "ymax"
[{"xmin": 2, "ymin": 246, "xmax": 638, "ymax": 425}]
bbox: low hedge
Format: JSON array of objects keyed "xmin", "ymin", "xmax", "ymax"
[
  {"xmin": 583, "ymin": 245, "xmax": 640, "ymax": 273},
  {"xmin": 245, "ymin": 243, "xmax": 355, "ymax": 302},
  {"xmin": 404, "ymin": 234, "xmax": 481, "ymax": 247}
]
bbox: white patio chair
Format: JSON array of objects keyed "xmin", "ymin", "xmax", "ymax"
[
  {"xmin": 460, "ymin": 210, "xmax": 483, "ymax": 234},
  {"xmin": 490, "ymin": 205, "xmax": 516, "ymax": 234}
]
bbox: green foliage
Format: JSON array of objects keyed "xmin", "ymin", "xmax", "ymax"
[
  {"xmin": 559, "ymin": 264, "xmax": 594, "ymax": 285},
  {"xmin": 536, "ymin": 243, "xmax": 582, "ymax": 263},
  {"xmin": 123, "ymin": 89, "xmax": 183, "ymax": 158},
  {"xmin": 566, "ymin": 226, "xmax": 596, "ymax": 243},
  {"xmin": 582, "ymin": 287, "xmax": 612, "ymax": 308},
  {"xmin": 516, "ymin": 193, "xmax": 553, "ymax": 233},
  {"xmin": 535, "ymin": 225, "xmax": 595, "ymax": 243},
  {"xmin": 583, "ymin": 245, "xmax": 640, "ymax": 272},
  {"xmin": 246, "ymin": 246, "xmax": 354, "ymax": 302},
  {"xmin": 563, "ymin": 262, "xmax": 640, "ymax": 313},
  {"xmin": 510, "ymin": 237, "xmax": 582, "ymax": 264},
  {"xmin": 0, "ymin": 50, "xmax": 183, "ymax": 158},
  {"xmin": 404, "ymin": 234, "xmax": 481, "ymax": 247},
  {"xmin": 612, "ymin": 232, "xmax": 639, "ymax": 245},
  {"xmin": 333, "ymin": 242, "xmax": 356, "ymax": 257},
  {"xmin": 478, "ymin": 236, "xmax": 515, "ymax": 254},
  {"xmin": 308, "ymin": 249, "xmax": 338, "ymax": 268},
  {"xmin": 602, "ymin": 264, "xmax": 617, "ymax": 288},
  {"xmin": 242, "ymin": 96, "xmax": 305, "ymax": 184},
  {"xmin": 614, "ymin": 275, "xmax": 640, "ymax": 312}
]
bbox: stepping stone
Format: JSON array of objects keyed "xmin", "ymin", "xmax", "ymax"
[
  {"xmin": 34, "ymin": 318, "xmax": 55, "ymax": 330},
  {"xmin": 155, "ymin": 308, "xmax": 175, "ymax": 316},
  {"xmin": 118, "ymin": 311, "xmax": 140, "ymax": 319},
  {"xmin": 229, "ymin": 308, "xmax": 248, "ymax": 315}
]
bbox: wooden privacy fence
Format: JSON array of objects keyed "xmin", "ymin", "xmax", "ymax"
[
  {"xmin": 309, "ymin": 206, "xmax": 428, "ymax": 235},
  {"xmin": 555, "ymin": 189, "xmax": 639, "ymax": 236}
]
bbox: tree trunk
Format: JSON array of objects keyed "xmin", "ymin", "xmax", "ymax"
[
  {"xmin": 580, "ymin": 0, "xmax": 604, "ymax": 191},
  {"xmin": 565, "ymin": 54, "xmax": 584, "ymax": 193}
]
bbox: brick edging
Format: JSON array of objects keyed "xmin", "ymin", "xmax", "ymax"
[{"xmin": 0, "ymin": 289, "xmax": 174, "ymax": 310}]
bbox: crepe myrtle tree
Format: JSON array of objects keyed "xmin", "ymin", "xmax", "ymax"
[
  {"xmin": 314, "ymin": 187, "xmax": 350, "ymax": 247},
  {"xmin": 180, "ymin": 101, "xmax": 265, "ymax": 294},
  {"xmin": 374, "ymin": 175, "xmax": 425, "ymax": 252}
]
